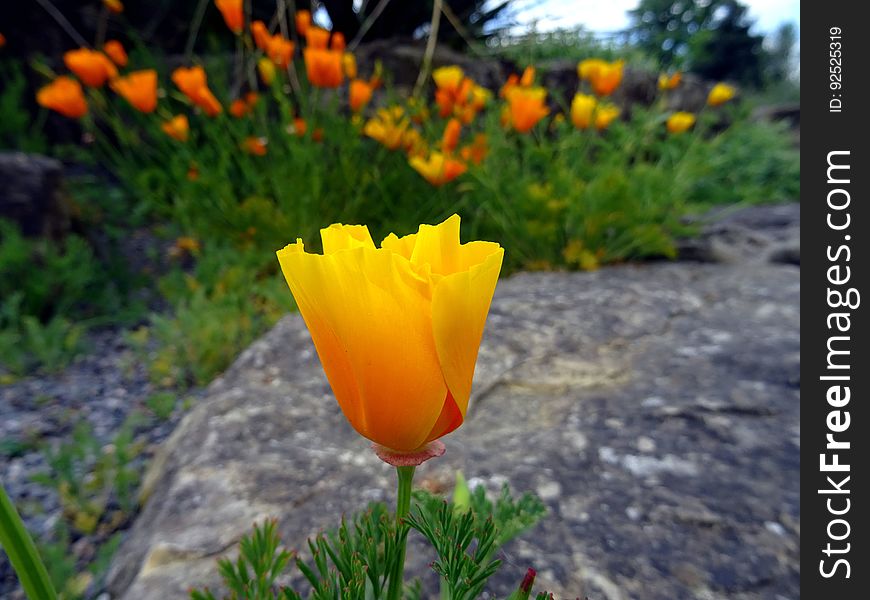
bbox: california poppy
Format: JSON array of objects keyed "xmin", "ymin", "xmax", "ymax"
[
  {"xmin": 36, "ymin": 76, "xmax": 88, "ymax": 118},
  {"xmin": 441, "ymin": 118, "xmax": 461, "ymax": 154},
  {"xmin": 171, "ymin": 66, "xmax": 222, "ymax": 116},
  {"xmin": 304, "ymin": 47, "xmax": 344, "ymax": 88},
  {"xmin": 349, "ymin": 79, "xmax": 373, "ymax": 113},
  {"xmin": 570, "ymin": 93, "xmax": 596, "ymax": 129},
  {"xmin": 305, "ymin": 27, "xmax": 331, "ymax": 50},
  {"xmin": 409, "ymin": 152, "xmax": 467, "ymax": 186},
  {"xmin": 459, "ymin": 133, "xmax": 488, "ymax": 165},
  {"xmin": 658, "ymin": 72, "xmax": 682, "ymax": 91},
  {"xmin": 242, "ymin": 136, "xmax": 268, "ymax": 155},
  {"xmin": 666, "ymin": 111, "xmax": 696, "ymax": 134},
  {"xmin": 276, "ymin": 214, "xmax": 503, "ymax": 453},
  {"xmin": 252, "ymin": 21, "xmax": 270, "ymax": 50},
  {"xmin": 588, "ymin": 60, "xmax": 623, "ymax": 96},
  {"xmin": 103, "ymin": 0, "xmax": 123, "ymax": 14},
  {"xmin": 295, "ymin": 10, "xmax": 311, "ymax": 37},
  {"xmin": 63, "ymin": 48, "xmax": 117, "ymax": 87},
  {"xmin": 505, "ymin": 86, "xmax": 549, "ymax": 133},
  {"xmin": 363, "ymin": 106, "xmax": 410, "ymax": 150},
  {"xmin": 215, "ymin": 0, "xmax": 243, "ymax": 34},
  {"xmin": 258, "ymin": 58, "xmax": 276, "ymax": 85},
  {"xmin": 342, "ymin": 53, "xmax": 358, "ymax": 79},
  {"xmin": 111, "ymin": 69, "xmax": 158, "ymax": 113},
  {"xmin": 594, "ymin": 104, "xmax": 620, "ymax": 131},
  {"xmin": 161, "ymin": 114, "xmax": 190, "ymax": 142},
  {"xmin": 103, "ymin": 40, "xmax": 128, "ymax": 67},
  {"xmin": 266, "ymin": 35, "xmax": 295, "ymax": 69},
  {"xmin": 708, "ymin": 82, "xmax": 737, "ymax": 106}
]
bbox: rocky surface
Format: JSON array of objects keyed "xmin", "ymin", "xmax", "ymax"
[
  {"xmin": 0, "ymin": 152, "xmax": 70, "ymax": 238},
  {"xmin": 104, "ymin": 261, "xmax": 800, "ymax": 600},
  {"xmin": 677, "ymin": 203, "xmax": 800, "ymax": 266}
]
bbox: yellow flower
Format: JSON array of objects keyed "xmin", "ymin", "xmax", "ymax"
[
  {"xmin": 276, "ymin": 215, "xmax": 504, "ymax": 453},
  {"xmin": 342, "ymin": 52, "xmax": 358, "ymax": 79},
  {"xmin": 363, "ymin": 106, "xmax": 410, "ymax": 150},
  {"xmin": 570, "ymin": 93, "xmax": 596, "ymax": 129},
  {"xmin": 258, "ymin": 58, "xmax": 276, "ymax": 85},
  {"xmin": 588, "ymin": 60, "xmax": 623, "ymax": 96},
  {"xmin": 594, "ymin": 103, "xmax": 620, "ymax": 131},
  {"xmin": 666, "ymin": 111, "xmax": 696, "ymax": 134},
  {"xmin": 409, "ymin": 152, "xmax": 467, "ymax": 186},
  {"xmin": 577, "ymin": 58, "xmax": 607, "ymax": 81},
  {"xmin": 707, "ymin": 82, "xmax": 736, "ymax": 106},
  {"xmin": 658, "ymin": 72, "xmax": 682, "ymax": 90}
]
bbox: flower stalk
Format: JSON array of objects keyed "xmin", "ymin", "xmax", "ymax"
[
  {"xmin": 387, "ymin": 465, "xmax": 416, "ymax": 600},
  {"xmin": 0, "ymin": 482, "xmax": 57, "ymax": 600}
]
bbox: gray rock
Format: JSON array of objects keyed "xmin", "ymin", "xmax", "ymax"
[
  {"xmin": 0, "ymin": 152, "xmax": 70, "ymax": 238},
  {"xmin": 678, "ymin": 203, "xmax": 799, "ymax": 266},
  {"xmin": 106, "ymin": 263, "xmax": 799, "ymax": 600}
]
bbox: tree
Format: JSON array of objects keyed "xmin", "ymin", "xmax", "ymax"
[{"xmin": 627, "ymin": 0, "xmax": 766, "ymax": 86}]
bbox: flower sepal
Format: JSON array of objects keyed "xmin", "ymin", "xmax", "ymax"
[{"xmin": 372, "ymin": 440, "xmax": 446, "ymax": 467}]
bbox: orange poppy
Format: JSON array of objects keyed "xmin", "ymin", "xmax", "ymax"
[
  {"xmin": 588, "ymin": 60, "xmax": 623, "ymax": 96},
  {"xmin": 519, "ymin": 65, "xmax": 535, "ymax": 86},
  {"xmin": 103, "ymin": 0, "xmax": 123, "ymax": 14},
  {"xmin": 363, "ymin": 106, "xmax": 410, "ymax": 151},
  {"xmin": 570, "ymin": 93, "xmax": 596, "ymax": 129},
  {"xmin": 304, "ymin": 47, "xmax": 344, "ymax": 88},
  {"xmin": 258, "ymin": 58, "xmax": 276, "ymax": 84},
  {"xmin": 305, "ymin": 27, "xmax": 330, "ymax": 50},
  {"xmin": 242, "ymin": 136, "xmax": 268, "ymax": 155},
  {"xmin": 349, "ymin": 79, "xmax": 373, "ymax": 113},
  {"xmin": 441, "ymin": 118, "xmax": 461, "ymax": 154},
  {"xmin": 342, "ymin": 52, "xmax": 358, "ymax": 79},
  {"xmin": 276, "ymin": 216, "xmax": 502, "ymax": 454},
  {"xmin": 230, "ymin": 98, "xmax": 249, "ymax": 118},
  {"xmin": 708, "ymin": 83, "xmax": 737, "ymax": 106},
  {"xmin": 505, "ymin": 87, "xmax": 549, "ymax": 133},
  {"xmin": 110, "ymin": 69, "xmax": 158, "ymax": 113},
  {"xmin": 252, "ymin": 21, "xmax": 271, "ymax": 50},
  {"xmin": 171, "ymin": 66, "xmax": 222, "ymax": 116},
  {"xmin": 63, "ymin": 48, "xmax": 117, "ymax": 87},
  {"xmin": 295, "ymin": 10, "xmax": 311, "ymax": 37},
  {"xmin": 161, "ymin": 114, "xmax": 190, "ymax": 142},
  {"xmin": 215, "ymin": 0, "xmax": 243, "ymax": 34},
  {"xmin": 266, "ymin": 35, "xmax": 295, "ymax": 69},
  {"xmin": 459, "ymin": 133, "xmax": 488, "ymax": 165},
  {"xmin": 103, "ymin": 40, "xmax": 128, "ymax": 67},
  {"xmin": 331, "ymin": 32, "xmax": 346, "ymax": 52},
  {"xmin": 36, "ymin": 76, "xmax": 88, "ymax": 118},
  {"xmin": 594, "ymin": 104, "xmax": 620, "ymax": 131},
  {"xmin": 499, "ymin": 73, "xmax": 519, "ymax": 98},
  {"xmin": 290, "ymin": 117, "xmax": 307, "ymax": 136},
  {"xmin": 658, "ymin": 72, "xmax": 682, "ymax": 91}
]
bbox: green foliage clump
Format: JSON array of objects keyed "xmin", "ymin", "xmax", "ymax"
[{"xmin": 191, "ymin": 482, "xmax": 547, "ymax": 600}]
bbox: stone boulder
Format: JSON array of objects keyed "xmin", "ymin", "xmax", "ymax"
[
  {"xmin": 0, "ymin": 152, "xmax": 70, "ymax": 238},
  {"xmin": 106, "ymin": 260, "xmax": 799, "ymax": 600}
]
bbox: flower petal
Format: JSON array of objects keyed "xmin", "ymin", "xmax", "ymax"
[{"xmin": 431, "ymin": 245, "xmax": 503, "ymax": 418}]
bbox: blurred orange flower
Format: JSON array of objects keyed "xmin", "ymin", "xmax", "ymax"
[
  {"xmin": 215, "ymin": 0, "xmax": 243, "ymax": 34},
  {"xmin": 499, "ymin": 73, "xmax": 518, "ymax": 98},
  {"xmin": 577, "ymin": 58, "xmax": 606, "ymax": 81},
  {"xmin": 658, "ymin": 72, "xmax": 682, "ymax": 90},
  {"xmin": 304, "ymin": 47, "xmax": 344, "ymax": 88},
  {"xmin": 295, "ymin": 10, "xmax": 311, "ymax": 37},
  {"xmin": 103, "ymin": 40, "xmax": 128, "ymax": 67},
  {"xmin": 161, "ymin": 114, "xmax": 189, "ymax": 141},
  {"xmin": 103, "ymin": 0, "xmax": 123, "ymax": 14},
  {"xmin": 459, "ymin": 133, "xmax": 488, "ymax": 165},
  {"xmin": 266, "ymin": 35, "xmax": 295, "ymax": 68},
  {"xmin": 36, "ymin": 76, "xmax": 88, "ymax": 118},
  {"xmin": 230, "ymin": 99, "xmax": 249, "ymax": 118},
  {"xmin": 707, "ymin": 82, "xmax": 736, "ymax": 106},
  {"xmin": 63, "ymin": 48, "xmax": 117, "ymax": 87},
  {"xmin": 243, "ymin": 136, "xmax": 268, "ymax": 155},
  {"xmin": 0, "ymin": 33, "xmax": 5, "ymax": 48},
  {"xmin": 519, "ymin": 65, "xmax": 535, "ymax": 87},
  {"xmin": 588, "ymin": 60, "xmax": 623, "ymax": 96},
  {"xmin": 305, "ymin": 27, "xmax": 330, "ymax": 50},
  {"xmin": 441, "ymin": 118, "xmax": 461, "ymax": 154},
  {"xmin": 433, "ymin": 66, "xmax": 465, "ymax": 117},
  {"xmin": 290, "ymin": 117, "xmax": 307, "ymax": 136},
  {"xmin": 666, "ymin": 111, "xmax": 696, "ymax": 134},
  {"xmin": 110, "ymin": 69, "xmax": 158, "ymax": 113},
  {"xmin": 331, "ymin": 32, "xmax": 346, "ymax": 52},
  {"xmin": 505, "ymin": 86, "xmax": 549, "ymax": 133},
  {"xmin": 349, "ymin": 79, "xmax": 373, "ymax": 113},
  {"xmin": 252, "ymin": 21, "xmax": 270, "ymax": 50},
  {"xmin": 409, "ymin": 152, "xmax": 467, "ymax": 186},
  {"xmin": 172, "ymin": 66, "xmax": 222, "ymax": 116}
]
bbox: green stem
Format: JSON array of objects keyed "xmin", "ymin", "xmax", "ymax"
[
  {"xmin": 386, "ymin": 465, "xmax": 415, "ymax": 600},
  {"xmin": 0, "ymin": 483, "xmax": 57, "ymax": 600}
]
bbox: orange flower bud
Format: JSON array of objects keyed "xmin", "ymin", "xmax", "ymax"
[
  {"xmin": 215, "ymin": 0, "xmax": 243, "ymax": 35},
  {"xmin": 251, "ymin": 21, "xmax": 270, "ymax": 50},
  {"xmin": 666, "ymin": 111, "xmax": 696, "ymax": 134},
  {"xmin": 331, "ymin": 31, "xmax": 346, "ymax": 52},
  {"xmin": 505, "ymin": 86, "xmax": 549, "ymax": 133},
  {"xmin": 295, "ymin": 10, "xmax": 311, "ymax": 37},
  {"xmin": 305, "ymin": 27, "xmax": 330, "ymax": 50},
  {"xmin": 441, "ymin": 118, "xmax": 461, "ymax": 154},
  {"xmin": 161, "ymin": 114, "xmax": 190, "ymax": 142},
  {"xmin": 103, "ymin": 0, "xmax": 123, "ymax": 14},
  {"xmin": 242, "ymin": 136, "xmax": 268, "ymax": 155},
  {"xmin": 266, "ymin": 35, "xmax": 295, "ymax": 69},
  {"xmin": 707, "ymin": 82, "xmax": 737, "ymax": 106},
  {"xmin": 304, "ymin": 47, "xmax": 344, "ymax": 88},
  {"xmin": 349, "ymin": 79, "xmax": 373, "ymax": 113}
]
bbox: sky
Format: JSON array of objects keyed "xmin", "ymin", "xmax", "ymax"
[{"xmin": 509, "ymin": 0, "xmax": 800, "ymax": 37}]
